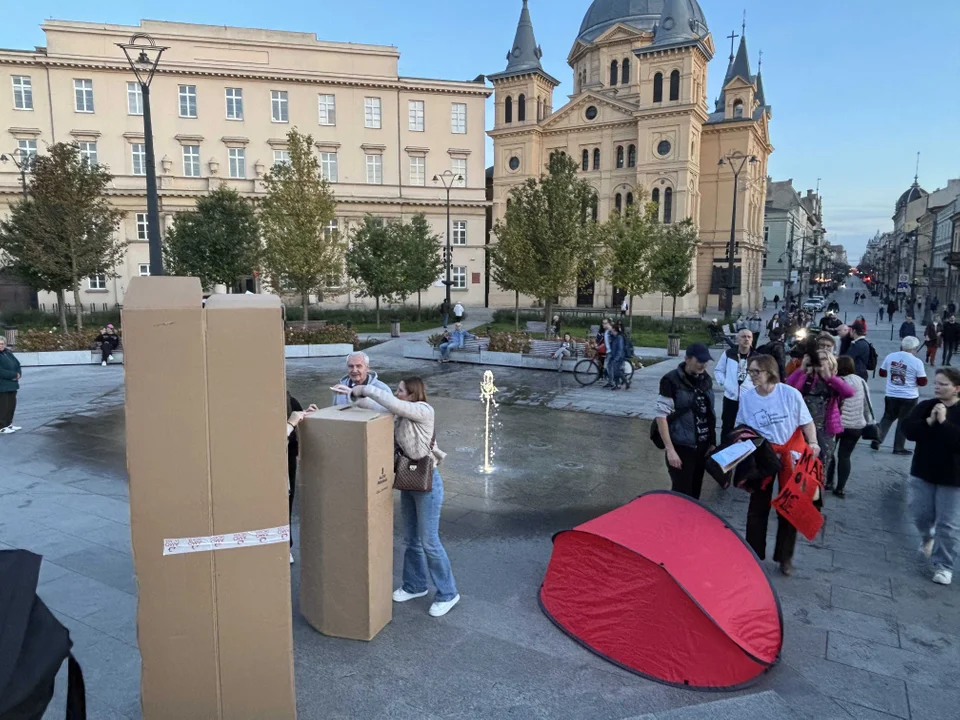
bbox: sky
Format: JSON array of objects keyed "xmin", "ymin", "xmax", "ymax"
[{"xmin": 3, "ymin": 0, "xmax": 959, "ymax": 264}]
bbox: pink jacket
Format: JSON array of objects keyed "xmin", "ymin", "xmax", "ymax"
[{"xmin": 786, "ymin": 369, "xmax": 855, "ymax": 436}]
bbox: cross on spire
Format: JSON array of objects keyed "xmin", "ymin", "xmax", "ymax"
[
  {"xmin": 742, "ymin": 9, "xmax": 747, "ymax": 37},
  {"xmin": 758, "ymin": 49, "xmax": 763, "ymax": 71},
  {"xmin": 726, "ymin": 29, "xmax": 740, "ymax": 62}
]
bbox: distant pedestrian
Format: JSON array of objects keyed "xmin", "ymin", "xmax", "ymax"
[
  {"xmin": 902, "ymin": 367, "xmax": 960, "ymax": 586},
  {"xmin": 714, "ymin": 329, "xmax": 756, "ymax": 442},
  {"xmin": 607, "ymin": 324, "xmax": 626, "ymax": 391},
  {"xmin": 873, "ymin": 337, "xmax": 927, "ymax": 455},
  {"xmin": 773, "ymin": 294, "xmax": 780, "ymax": 309},
  {"xmin": 924, "ymin": 322, "xmax": 941, "ymax": 365},
  {"xmin": 887, "ymin": 298, "xmax": 898, "ymax": 323},
  {"xmin": 0, "ymin": 336, "xmax": 22, "ymax": 435},
  {"xmin": 453, "ymin": 302, "xmax": 464, "ymax": 324},
  {"xmin": 854, "ymin": 291, "xmax": 860, "ymax": 305},
  {"xmin": 830, "ymin": 356, "xmax": 875, "ymax": 498},
  {"xmin": 757, "ymin": 327, "xmax": 787, "ymax": 381},
  {"xmin": 748, "ymin": 312, "xmax": 763, "ymax": 348},
  {"xmin": 94, "ymin": 325, "xmax": 120, "ymax": 366},
  {"xmin": 941, "ymin": 314, "xmax": 960, "ymax": 366},
  {"xmin": 552, "ymin": 315, "xmax": 561, "ymax": 339},
  {"xmin": 879, "ymin": 306, "xmax": 885, "ymax": 322},
  {"xmin": 439, "ymin": 299, "xmax": 451, "ymax": 329},
  {"xmin": 900, "ymin": 317, "xmax": 916, "ymax": 340},
  {"xmin": 553, "ymin": 333, "xmax": 574, "ymax": 371},
  {"xmin": 620, "ymin": 297, "xmax": 629, "ymax": 318}
]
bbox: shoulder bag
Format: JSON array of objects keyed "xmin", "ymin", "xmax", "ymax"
[
  {"xmin": 394, "ymin": 430, "xmax": 436, "ymax": 492},
  {"xmin": 860, "ymin": 379, "xmax": 881, "ymax": 442}
]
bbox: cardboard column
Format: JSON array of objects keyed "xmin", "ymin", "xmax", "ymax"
[
  {"xmin": 124, "ymin": 278, "xmax": 296, "ymax": 719},
  {"xmin": 298, "ymin": 407, "xmax": 394, "ymax": 641}
]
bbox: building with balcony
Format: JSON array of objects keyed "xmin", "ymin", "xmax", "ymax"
[{"xmin": 762, "ymin": 179, "xmax": 825, "ymax": 304}]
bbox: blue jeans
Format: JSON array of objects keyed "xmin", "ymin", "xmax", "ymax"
[
  {"xmin": 401, "ymin": 469, "xmax": 458, "ymax": 601},
  {"xmin": 442, "ymin": 313, "xmax": 449, "ymax": 328},
  {"xmin": 908, "ymin": 476, "xmax": 960, "ymax": 572},
  {"xmin": 439, "ymin": 342, "xmax": 452, "ymax": 360}
]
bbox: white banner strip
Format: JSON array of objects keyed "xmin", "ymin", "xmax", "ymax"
[{"xmin": 163, "ymin": 525, "xmax": 290, "ymax": 556}]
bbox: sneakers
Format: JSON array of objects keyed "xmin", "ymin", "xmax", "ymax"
[
  {"xmin": 101, "ymin": 361, "xmax": 107, "ymax": 367},
  {"xmin": 429, "ymin": 594, "xmax": 461, "ymax": 617},
  {"xmin": 893, "ymin": 449, "xmax": 913, "ymax": 456},
  {"xmin": 932, "ymin": 569, "xmax": 953, "ymax": 586},
  {"xmin": 921, "ymin": 538, "xmax": 935, "ymax": 558},
  {"xmin": 108, "ymin": 354, "xmax": 114, "ymax": 361},
  {"xmin": 392, "ymin": 588, "xmax": 428, "ymax": 603},
  {"xmin": 0, "ymin": 426, "xmax": 18, "ymax": 435}
]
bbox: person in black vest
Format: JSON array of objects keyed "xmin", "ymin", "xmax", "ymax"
[{"xmin": 654, "ymin": 344, "xmax": 717, "ymax": 500}]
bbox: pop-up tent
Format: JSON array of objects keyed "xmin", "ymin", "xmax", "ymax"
[{"xmin": 539, "ymin": 491, "xmax": 782, "ymax": 689}]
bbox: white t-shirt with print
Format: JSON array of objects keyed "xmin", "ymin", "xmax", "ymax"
[
  {"xmin": 735, "ymin": 384, "xmax": 813, "ymax": 446},
  {"xmin": 881, "ymin": 351, "xmax": 926, "ymax": 399}
]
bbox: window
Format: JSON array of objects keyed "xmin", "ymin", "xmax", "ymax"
[
  {"xmin": 628, "ymin": 144, "xmax": 636, "ymax": 167},
  {"xmin": 615, "ymin": 193, "xmax": 622, "ymax": 214},
  {"xmin": 593, "ymin": 148, "xmax": 600, "ymax": 171},
  {"xmin": 179, "ymin": 85, "xmax": 197, "ymax": 118},
  {"xmin": 764, "ymin": 226, "xmax": 770, "ymax": 244},
  {"xmin": 626, "ymin": 192, "xmax": 634, "ymax": 207},
  {"xmin": 318, "ymin": 94, "xmax": 336, "ymax": 125},
  {"xmin": 78, "ymin": 141, "xmax": 98, "ymax": 166},
  {"xmin": 622, "ymin": 58, "xmax": 630, "ymax": 85},
  {"xmin": 651, "ymin": 187, "xmax": 660, "ymax": 212},
  {"xmin": 669, "ymin": 70, "xmax": 680, "ymax": 101},
  {"xmin": 364, "ymin": 97, "xmax": 382, "ymax": 129},
  {"xmin": 451, "ymin": 102, "xmax": 467, "ymax": 134},
  {"xmin": 225, "ymin": 88, "xmax": 243, "ymax": 120},
  {"xmin": 410, "ymin": 156, "xmax": 425, "ymax": 186},
  {"xmin": 451, "ymin": 266, "xmax": 467, "ymax": 289},
  {"xmin": 452, "ymin": 220, "xmax": 467, "ymax": 246},
  {"xmin": 17, "ymin": 139, "xmax": 37, "ymax": 160},
  {"xmin": 136, "ymin": 213, "xmax": 149, "ymax": 241},
  {"xmin": 518, "ymin": 94, "xmax": 526, "ymax": 122},
  {"xmin": 452, "ymin": 157, "xmax": 467, "ymax": 187},
  {"xmin": 271, "ymin": 90, "xmax": 289, "ymax": 123},
  {"xmin": 664, "ymin": 187, "xmax": 673, "ymax": 224},
  {"xmin": 320, "ymin": 152, "xmax": 338, "ymax": 183},
  {"xmin": 763, "ymin": 253, "xmax": 768, "ymax": 269},
  {"xmin": 228, "ymin": 148, "xmax": 245, "ymax": 178},
  {"xmin": 88, "ymin": 274, "xmax": 106, "ymax": 290},
  {"xmin": 610, "ymin": 60, "xmax": 619, "ymax": 86},
  {"xmin": 323, "ymin": 219, "xmax": 339, "ymax": 242},
  {"xmin": 582, "ymin": 150, "xmax": 589, "ymax": 171},
  {"xmin": 616, "ymin": 146, "xmax": 624, "ymax": 169},
  {"xmin": 653, "ymin": 73, "xmax": 663, "ymax": 103},
  {"xmin": 131, "ymin": 143, "xmax": 146, "ymax": 176},
  {"xmin": 138, "ymin": 264, "xmax": 151, "ymax": 277},
  {"xmin": 182, "ymin": 145, "xmax": 201, "ymax": 177},
  {"xmin": 12, "ymin": 76, "xmax": 32, "ymax": 110},
  {"xmin": 74, "ymin": 79, "xmax": 94, "ymax": 113},
  {"xmin": 273, "ymin": 150, "xmax": 291, "ymax": 166},
  {"xmin": 127, "ymin": 82, "xmax": 143, "ymax": 115},
  {"xmin": 504, "ymin": 96, "xmax": 513, "ymax": 124},
  {"xmin": 409, "ymin": 100, "xmax": 425, "ymax": 132},
  {"xmin": 733, "ymin": 99, "xmax": 744, "ymax": 118},
  {"xmin": 365, "ymin": 154, "xmax": 382, "ymax": 184}
]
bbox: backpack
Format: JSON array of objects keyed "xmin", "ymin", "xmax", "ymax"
[{"xmin": 866, "ymin": 342, "xmax": 879, "ymax": 372}]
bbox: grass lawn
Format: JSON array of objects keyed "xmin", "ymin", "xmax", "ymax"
[{"xmin": 471, "ymin": 322, "xmax": 711, "ymax": 349}]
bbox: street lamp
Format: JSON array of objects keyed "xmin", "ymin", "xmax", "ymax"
[
  {"xmin": 0, "ymin": 147, "xmax": 33, "ymax": 198},
  {"xmin": 718, "ymin": 151, "xmax": 758, "ymax": 317},
  {"xmin": 118, "ymin": 33, "xmax": 168, "ymax": 277},
  {"xmin": 433, "ymin": 170, "xmax": 464, "ymax": 308}
]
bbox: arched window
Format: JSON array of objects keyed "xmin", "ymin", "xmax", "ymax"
[
  {"xmin": 622, "ymin": 58, "xmax": 630, "ymax": 85},
  {"xmin": 591, "ymin": 194, "xmax": 599, "ymax": 222},
  {"xmin": 593, "ymin": 148, "xmax": 601, "ymax": 171},
  {"xmin": 651, "ymin": 187, "xmax": 660, "ymax": 217},
  {"xmin": 626, "ymin": 192, "xmax": 634, "ymax": 207},
  {"xmin": 616, "ymin": 146, "xmax": 624, "ymax": 169},
  {"xmin": 610, "ymin": 60, "xmax": 618, "ymax": 86},
  {"xmin": 653, "ymin": 72, "xmax": 663, "ymax": 103},
  {"xmin": 518, "ymin": 94, "xmax": 526, "ymax": 121},
  {"xmin": 669, "ymin": 70, "xmax": 680, "ymax": 101},
  {"xmin": 504, "ymin": 96, "xmax": 513, "ymax": 123},
  {"xmin": 733, "ymin": 99, "xmax": 743, "ymax": 118},
  {"xmin": 664, "ymin": 187, "xmax": 673, "ymax": 224},
  {"xmin": 582, "ymin": 150, "xmax": 589, "ymax": 171},
  {"xmin": 615, "ymin": 193, "xmax": 622, "ymax": 214},
  {"xmin": 627, "ymin": 145, "xmax": 636, "ymax": 167}
]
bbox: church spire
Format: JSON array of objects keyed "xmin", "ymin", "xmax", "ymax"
[
  {"xmin": 501, "ymin": 0, "xmax": 543, "ymax": 76},
  {"xmin": 649, "ymin": 0, "xmax": 708, "ymax": 51}
]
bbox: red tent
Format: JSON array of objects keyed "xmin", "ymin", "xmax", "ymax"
[{"xmin": 539, "ymin": 492, "xmax": 782, "ymax": 689}]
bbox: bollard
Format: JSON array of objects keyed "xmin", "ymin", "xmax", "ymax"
[{"xmin": 390, "ymin": 319, "xmax": 400, "ymax": 338}]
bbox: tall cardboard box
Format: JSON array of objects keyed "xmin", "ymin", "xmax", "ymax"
[
  {"xmin": 299, "ymin": 406, "xmax": 394, "ymax": 641},
  {"xmin": 124, "ymin": 278, "xmax": 296, "ymax": 719}
]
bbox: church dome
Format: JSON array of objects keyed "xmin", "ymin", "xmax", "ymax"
[
  {"xmin": 896, "ymin": 183, "xmax": 927, "ymax": 213},
  {"xmin": 577, "ymin": 0, "xmax": 709, "ymax": 44}
]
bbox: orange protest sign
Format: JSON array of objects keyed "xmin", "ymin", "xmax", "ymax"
[{"xmin": 772, "ymin": 446, "xmax": 824, "ymax": 541}]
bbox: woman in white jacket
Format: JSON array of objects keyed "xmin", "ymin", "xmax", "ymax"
[
  {"xmin": 829, "ymin": 355, "xmax": 875, "ymax": 497},
  {"xmin": 333, "ymin": 376, "xmax": 460, "ymax": 617}
]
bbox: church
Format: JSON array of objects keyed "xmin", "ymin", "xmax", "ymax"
[{"xmin": 488, "ymin": 0, "xmax": 773, "ymax": 315}]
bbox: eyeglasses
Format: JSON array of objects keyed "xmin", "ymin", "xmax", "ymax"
[{"xmin": 747, "ymin": 369, "xmax": 764, "ymax": 377}]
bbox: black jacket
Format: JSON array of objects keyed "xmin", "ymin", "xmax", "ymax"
[
  {"xmin": 658, "ymin": 364, "xmax": 716, "ymax": 449},
  {"xmin": 942, "ymin": 321, "xmax": 960, "ymax": 344},
  {"xmin": 758, "ymin": 340, "xmax": 786, "ymax": 381},
  {"xmin": 902, "ymin": 399, "xmax": 960, "ymax": 487}
]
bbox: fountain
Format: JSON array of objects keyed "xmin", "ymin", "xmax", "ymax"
[{"xmin": 479, "ymin": 370, "xmax": 499, "ymax": 473}]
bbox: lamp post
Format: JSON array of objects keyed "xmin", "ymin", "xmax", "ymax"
[
  {"xmin": 118, "ymin": 33, "xmax": 168, "ymax": 277},
  {"xmin": 432, "ymin": 169, "xmax": 464, "ymax": 308},
  {"xmin": 718, "ymin": 151, "xmax": 758, "ymax": 318},
  {"xmin": 0, "ymin": 148, "xmax": 32, "ymax": 197}
]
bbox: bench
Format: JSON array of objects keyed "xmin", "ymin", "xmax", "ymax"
[
  {"xmin": 525, "ymin": 321, "xmax": 548, "ymax": 335},
  {"xmin": 529, "ymin": 340, "xmax": 584, "ymax": 359}
]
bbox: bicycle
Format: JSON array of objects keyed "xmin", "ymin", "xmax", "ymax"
[{"xmin": 573, "ymin": 356, "xmax": 634, "ymax": 387}]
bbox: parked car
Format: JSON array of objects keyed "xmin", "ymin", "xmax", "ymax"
[{"xmin": 802, "ymin": 297, "xmax": 825, "ymax": 312}]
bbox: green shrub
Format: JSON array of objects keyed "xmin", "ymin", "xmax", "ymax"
[
  {"xmin": 426, "ymin": 332, "xmax": 446, "ymax": 348},
  {"xmin": 283, "ymin": 305, "xmax": 449, "ymax": 325},
  {"xmin": 15, "ymin": 328, "xmax": 102, "ymax": 352},
  {"xmin": 2, "ymin": 308, "xmax": 122, "ymax": 330},
  {"xmin": 284, "ymin": 324, "xmax": 358, "ymax": 348},
  {"xmin": 487, "ymin": 331, "xmax": 531, "ymax": 354},
  {"xmin": 490, "ymin": 309, "xmax": 707, "ymax": 335}
]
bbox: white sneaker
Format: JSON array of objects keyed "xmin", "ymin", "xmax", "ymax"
[
  {"xmin": 0, "ymin": 426, "xmax": 18, "ymax": 435},
  {"xmin": 429, "ymin": 594, "xmax": 460, "ymax": 617},
  {"xmin": 101, "ymin": 361, "xmax": 107, "ymax": 366},
  {"xmin": 289, "ymin": 552, "xmax": 294, "ymax": 565},
  {"xmin": 933, "ymin": 569, "xmax": 953, "ymax": 586},
  {"xmin": 9, "ymin": 425, "xmax": 21, "ymax": 432},
  {"xmin": 392, "ymin": 588, "xmax": 428, "ymax": 603},
  {"xmin": 921, "ymin": 538, "xmax": 935, "ymax": 558},
  {"xmin": 108, "ymin": 354, "xmax": 114, "ymax": 361}
]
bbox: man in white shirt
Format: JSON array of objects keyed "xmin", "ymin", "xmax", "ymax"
[
  {"xmin": 620, "ymin": 297, "xmax": 629, "ymax": 318},
  {"xmin": 873, "ymin": 336, "xmax": 927, "ymax": 455},
  {"xmin": 714, "ymin": 329, "xmax": 756, "ymax": 442},
  {"xmin": 453, "ymin": 302, "xmax": 465, "ymax": 323}
]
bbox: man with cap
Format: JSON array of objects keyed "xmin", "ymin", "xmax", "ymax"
[{"xmin": 654, "ymin": 343, "xmax": 717, "ymax": 500}]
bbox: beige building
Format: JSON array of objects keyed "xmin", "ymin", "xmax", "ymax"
[
  {"xmin": 488, "ymin": 0, "xmax": 773, "ymax": 314},
  {"xmin": 0, "ymin": 19, "xmax": 490, "ymax": 309}
]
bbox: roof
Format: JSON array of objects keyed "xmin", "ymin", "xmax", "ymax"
[
  {"xmin": 634, "ymin": 0, "xmax": 713, "ymax": 58},
  {"xmin": 896, "ymin": 182, "xmax": 928, "ymax": 212},
  {"xmin": 577, "ymin": 0, "xmax": 709, "ymax": 45},
  {"xmin": 489, "ymin": 1, "xmax": 559, "ymax": 85}
]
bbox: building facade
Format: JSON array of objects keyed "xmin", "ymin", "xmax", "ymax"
[
  {"xmin": 0, "ymin": 19, "xmax": 490, "ymax": 308},
  {"xmin": 488, "ymin": 0, "xmax": 773, "ymax": 315},
  {"xmin": 761, "ymin": 179, "xmax": 825, "ymax": 303}
]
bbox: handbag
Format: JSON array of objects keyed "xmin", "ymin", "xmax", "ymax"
[
  {"xmin": 394, "ymin": 431, "xmax": 436, "ymax": 492},
  {"xmin": 860, "ymin": 379, "xmax": 880, "ymax": 442}
]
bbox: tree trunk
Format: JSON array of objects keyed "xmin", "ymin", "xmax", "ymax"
[
  {"xmin": 514, "ymin": 290, "xmax": 520, "ymax": 331},
  {"xmin": 73, "ymin": 286, "xmax": 83, "ymax": 331},
  {"xmin": 301, "ymin": 290, "xmax": 309, "ymax": 329},
  {"xmin": 375, "ymin": 296, "xmax": 381, "ymax": 328},
  {"xmin": 417, "ymin": 290, "xmax": 422, "ymax": 322},
  {"xmin": 629, "ymin": 294, "xmax": 634, "ymax": 333},
  {"xmin": 57, "ymin": 290, "xmax": 68, "ymax": 335},
  {"xmin": 671, "ymin": 295, "xmax": 678, "ymax": 334}
]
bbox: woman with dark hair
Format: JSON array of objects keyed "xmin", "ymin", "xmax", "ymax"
[
  {"xmin": 333, "ymin": 376, "xmax": 460, "ymax": 616},
  {"xmin": 902, "ymin": 367, "xmax": 960, "ymax": 586},
  {"xmin": 830, "ymin": 355, "xmax": 875, "ymax": 497}
]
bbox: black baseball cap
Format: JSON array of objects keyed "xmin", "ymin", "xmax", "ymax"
[{"xmin": 686, "ymin": 343, "xmax": 713, "ymax": 363}]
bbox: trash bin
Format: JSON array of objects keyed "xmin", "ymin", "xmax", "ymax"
[
  {"xmin": 667, "ymin": 334, "xmax": 681, "ymax": 357},
  {"xmin": 3, "ymin": 328, "xmax": 16, "ymax": 348},
  {"xmin": 390, "ymin": 319, "xmax": 401, "ymax": 338}
]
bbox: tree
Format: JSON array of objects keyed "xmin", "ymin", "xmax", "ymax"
[
  {"xmin": 0, "ymin": 143, "xmax": 125, "ymax": 332},
  {"xmin": 489, "ymin": 206, "xmax": 534, "ymax": 331},
  {"xmin": 164, "ymin": 186, "xmax": 260, "ymax": 291},
  {"xmin": 346, "ymin": 217, "xmax": 403, "ymax": 327},
  {"xmin": 259, "ymin": 128, "xmax": 342, "ymax": 327},
  {"xmin": 598, "ymin": 195, "xmax": 659, "ymax": 332},
  {"xmin": 491, "ymin": 151, "xmax": 595, "ymax": 334},
  {"xmin": 396, "ymin": 214, "xmax": 444, "ymax": 321},
  {"xmin": 651, "ymin": 218, "xmax": 700, "ymax": 333}
]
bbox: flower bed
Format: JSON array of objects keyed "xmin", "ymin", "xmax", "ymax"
[
  {"xmin": 14, "ymin": 328, "xmax": 102, "ymax": 352},
  {"xmin": 486, "ymin": 331, "xmax": 531, "ymax": 354},
  {"xmin": 285, "ymin": 324, "xmax": 359, "ymax": 349}
]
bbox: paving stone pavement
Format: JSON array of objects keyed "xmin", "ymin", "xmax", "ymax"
[{"xmin": 3, "ymin": 280, "xmax": 959, "ymax": 718}]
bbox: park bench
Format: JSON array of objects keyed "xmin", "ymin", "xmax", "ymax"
[
  {"xmin": 528, "ymin": 339, "xmax": 584, "ymax": 359},
  {"xmin": 90, "ymin": 336, "xmax": 124, "ymax": 363},
  {"xmin": 525, "ymin": 321, "xmax": 548, "ymax": 335}
]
